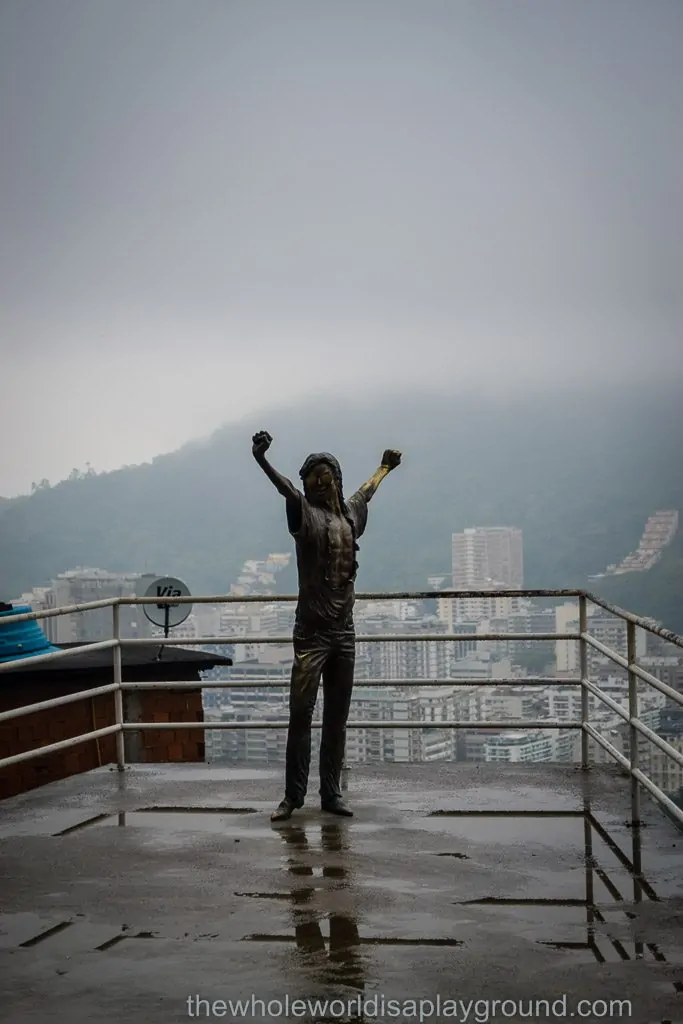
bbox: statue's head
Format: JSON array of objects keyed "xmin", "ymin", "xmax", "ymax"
[{"xmin": 299, "ymin": 452, "xmax": 344, "ymax": 509}]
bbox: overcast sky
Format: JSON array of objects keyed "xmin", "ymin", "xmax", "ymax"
[{"xmin": 1, "ymin": 0, "xmax": 682, "ymax": 496}]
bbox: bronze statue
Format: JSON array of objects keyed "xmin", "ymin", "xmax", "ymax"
[{"xmin": 251, "ymin": 431, "xmax": 401, "ymax": 821}]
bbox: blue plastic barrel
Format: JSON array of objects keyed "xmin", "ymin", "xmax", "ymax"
[{"xmin": 0, "ymin": 605, "xmax": 62, "ymax": 664}]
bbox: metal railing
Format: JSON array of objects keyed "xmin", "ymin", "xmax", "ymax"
[{"xmin": 1, "ymin": 589, "xmax": 682, "ymax": 827}]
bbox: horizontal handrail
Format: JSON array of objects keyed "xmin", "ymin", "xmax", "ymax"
[
  {"xmin": 0, "ymin": 638, "xmax": 118, "ymax": 674},
  {"xmin": 629, "ymin": 766, "xmax": 683, "ymax": 827},
  {"xmin": 630, "ymin": 718, "xmax": 683, "ymax": 770},
  {"xmin": 585, "ymin": 592, "xmax": 683, "ymax": 650},
  {"xmin": 584, "ymin": 724, "xmax": 683, "ymax": 828},
  {"xmin": 583, "ymin": 679, "xmax": 683, "ymax": 768},
  {"xmin": 0, "ymin": 725, "xmax": 121, "ymax": 769},
  {"xmin": 124, "ymin": 719, "xmax": 582, "ymax": 731},
  {"xmin": 120, "ymin": 676, "xmax": 582, "ymax": 690},
  {"xmin": 581, "ymin": 679, "xmax": 631, "ymax": 724},
  {"xmin": 630, "ymin": 663, "xmax": 683, "ymax": 709},
  {"xmin": 0, "ymin": 598, "xmax": 128, "ymax": 624},
  {"xmin": 581, "ymin": 632, "xmax": 628, "ymax": 669},
  {"xmin": 581, "ymin": 633, "xmax": 683, "ymax": 710},
  {"xmin": 583, "ymin": 722, "xmax": 634, "ymax": 773},
  {"xmin": 122, "ymin": 588, "xmax": 586, "ymax": 604},
  {"xmin": 120, "ymin": 632, "xmax": 579, "ymax": 645},
  {"xmin": 1, "ymin": 589, "xmax": 584, "ymax": 624},
  {"xmin": 1, "ymin": 588, "xmax": 680, "ymax": 662},
  {"xmin": 0, "ymin": 588, "xmax": 680, "ymax": 649},
  {"xmin": 0, "ymin": 682, "xmax": 119, "ymax": 723}
]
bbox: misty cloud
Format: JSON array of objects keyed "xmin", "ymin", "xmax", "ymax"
[{"xmin": 1, "ymin": 0, "xmax": 682, "ymax": 495}]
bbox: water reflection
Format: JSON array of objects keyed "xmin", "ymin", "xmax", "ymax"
[
  {"xmin": 280, "ymin": 823, "xmax": 365, "ymax": 991},
  {"xmin": 116, "ymin": 802, "xmax": 672, "ymax": 968},
  {"xmin": 455, "ymin": 804, "xmax": 664, "ymax": 964}
]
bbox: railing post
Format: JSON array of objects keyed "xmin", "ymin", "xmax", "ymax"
[
  {"xmin": 579, "ymin": 595, "xmax": 589, "ymax": 769},
  {"xmin": 627, "ymin": 619, "xmax": 640, "ymax": 826},
  {"xmin": 113, "ymin": 603, "xmax": 125, "ymax": 771}
]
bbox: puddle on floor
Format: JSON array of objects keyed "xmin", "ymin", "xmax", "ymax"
[
  {"xmin": 410, "ymin": 813, "xmax": 585, "ymax": 850},
  {"xmin": 66, "ymin": 810, "xmax": 263, "ymax": 834},
  {"xmin": 53, "ymin": 811, "xmax": 385, "ymax": 842}
]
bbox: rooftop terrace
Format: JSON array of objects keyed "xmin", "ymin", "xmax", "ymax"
[
  {"xmin": 1, "ymin": 763, "xmax": 682, "ymax": 1023},
  {"xmin": 1, "ymin": 589, "xmax": 683, "ymax": 1022}
]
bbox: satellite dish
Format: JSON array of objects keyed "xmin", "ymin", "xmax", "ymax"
[{"xmin": 142, "ymin": 576, "xmax": 192, "ymax": 630}]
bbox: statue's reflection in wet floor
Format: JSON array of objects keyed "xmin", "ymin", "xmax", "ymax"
[{"xmin": 279, "ymin": 823, "xmax": 365, "ymax": 992}]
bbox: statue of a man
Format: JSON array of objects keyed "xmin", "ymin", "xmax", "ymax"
[{"xmin": 252, "ymin": 431, "xmax": 402, "ymax": 821}]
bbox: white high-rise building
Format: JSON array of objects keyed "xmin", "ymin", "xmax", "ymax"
[
  {"xmin": 451, "ymin": 527, "xmax": 524, "ymax": 621},
  {"xmin": 19, "ymin": 568, "xmax": 155, "ymax": 643}
]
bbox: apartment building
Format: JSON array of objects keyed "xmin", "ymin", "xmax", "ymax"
[
  {"xmin": 451, "ymin": 527, "xmax": 523, "ymax": 621},
  {"xmin": 205, "ymin": 702, "xmax": 288, "ymax": 764},
  {"xmin": 480, "ymin": 686, "xmax": 548, "ymax": 723},
  {"xmin": 481, "ymin": 606, "xmax": 556, "ymax": 661},
  {"xmin": 18, "ymin": 568, "xmax": 156, "ymax": 643},
  {"xmin": 482, "ymin": 728, "xmax": 578, "ymax": 763},
  {"xmin": 345, "ymin": 688, "xmax": 423, "ymax": 763},
  {"xmin": 356, "ymin": 616, "xmax": 458, "ymax": 682}
]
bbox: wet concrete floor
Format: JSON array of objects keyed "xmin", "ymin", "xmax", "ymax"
[{"xmin": 0, "ymin": 762, "xmax": 682, "ymax": 1022}]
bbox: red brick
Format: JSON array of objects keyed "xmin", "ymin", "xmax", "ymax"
[{"xmin": 0, "ymin": 680, "xmax": 205, "ymax": 798}]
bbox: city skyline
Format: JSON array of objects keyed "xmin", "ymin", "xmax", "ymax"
[{"xmin": 12, "ymin": 519, "xmax": 681, "ymax": 785}]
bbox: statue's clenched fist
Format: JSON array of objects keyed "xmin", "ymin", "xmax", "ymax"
[
  {"xmin": 252, "ymin": 431, "xmax": 273, "ymax": 458},
  {"xmin": 381, "ymin": 449, "xmax": 402, "ymax": 471}
]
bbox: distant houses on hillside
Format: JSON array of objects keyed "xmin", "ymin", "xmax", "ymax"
[{"xmin": 590, "ymin": 510, "xmax": 678, "ymax": 579}]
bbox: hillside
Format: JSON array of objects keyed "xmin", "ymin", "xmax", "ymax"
[
  {"xmin": 0, "ymin": 384, "xmax": 681, "ymax": 633},
  {"xmin": 589, "ymin": 526, "xmax": 683, "ymax": 634}
]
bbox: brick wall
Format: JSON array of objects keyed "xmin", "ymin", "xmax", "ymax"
[
  {"xmin": 0, "ymin": 675, "xmax": 204, "ymax": 800},
  {"xmin": 125, "ymin": 688, "xmax": 205, "ymax": 764}
]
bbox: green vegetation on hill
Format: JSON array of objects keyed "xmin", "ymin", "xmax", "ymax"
[{"xmin": 0, "ymin": 384, "xmax": 681, "ymax": 634}]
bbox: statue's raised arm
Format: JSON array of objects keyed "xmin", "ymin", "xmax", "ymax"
[
  {"xmin": 252, "ymin": 431, "xmax": 302, "ymax": 530},
  {"xmin": 357, "ymin": 448, "xmax": 402, "ymax": 502},
  {"xmin": 251, "ymin": 431, "xmax": 300, "ymax": 502}
]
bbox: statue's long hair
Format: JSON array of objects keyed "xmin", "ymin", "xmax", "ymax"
[{"xmin": 299, "ymin": 453, "xmax": 360, "ymax": 578}]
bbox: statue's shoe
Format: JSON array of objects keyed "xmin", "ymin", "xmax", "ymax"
[
  {"xmin": 270, "ymin": 797, "xmax": 301, "ymax": 822},
  {"xmin": 321, "ymin": 798, "xmax": 353, "ymax": 817}
]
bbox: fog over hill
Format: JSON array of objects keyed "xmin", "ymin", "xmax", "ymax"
[{"xmin": 1, "ymin": 382, "xmax": 681, "ymax": 632}]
